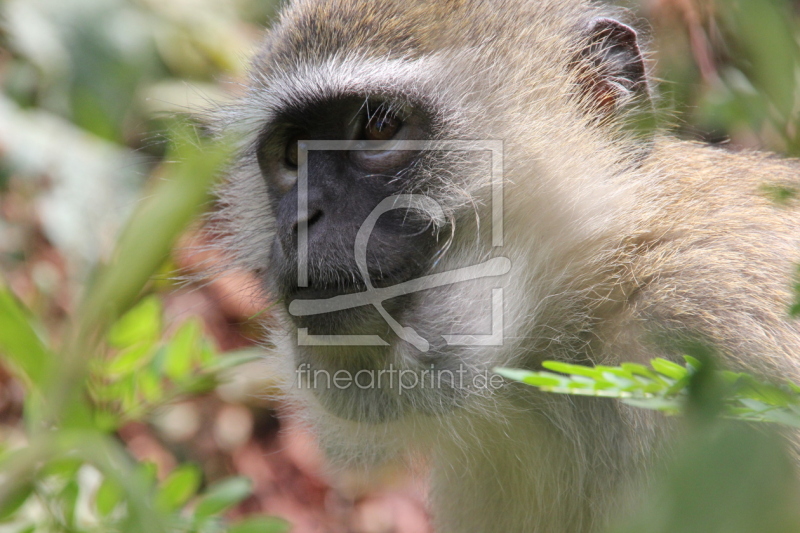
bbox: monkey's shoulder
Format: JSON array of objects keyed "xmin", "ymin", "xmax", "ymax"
[
  {"xmin": 638, "ymin": 140, "xmax": 800, "ymax": 239},
  {"xmin": 652, "ymin": 140, "xmax": 800, "ymax": 199}
]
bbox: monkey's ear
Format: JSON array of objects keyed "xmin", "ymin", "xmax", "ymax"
[{"xmin": 575, "ymin": 18, "xmax": 649, "ymax": 114}]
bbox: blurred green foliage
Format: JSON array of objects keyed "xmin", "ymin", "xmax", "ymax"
[
  {"xmin": 2, "ymin": 0, "xmax": 281, "ymax": 142},
  {"xmin": 497, "ymin": 355, "xmax": 800, "ymax": 427},
  {"xmin": 0, "ymin": 128, "xmax": 286, "ymax": 532},
  {"xmin": 650, "ymin": 0, "xmax": 800, "ymax": 154},
  {"xmin": 0, "ymin": 0, "xmax": 287, "ymax": 531},
  {"xmin": 499, "ymin": 350, "xmax": 800, "ymax": 533}
]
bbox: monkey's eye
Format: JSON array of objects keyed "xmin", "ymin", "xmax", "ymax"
[
  {"xmin": 364, "ymin": 112, "xmax": 401, "ymax": 141},
  {"xmin": 285, "ymin": 137, "xmax": 300, "ymax": 168},
  {"xmin": 351, "ymin": 106, "xmax": 420, "ymax": 172}
]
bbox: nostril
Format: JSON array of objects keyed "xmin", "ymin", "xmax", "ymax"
[
  {"xmin": 292, "ymin": 209, "xmax": 323, "ymax": 234},
  {"xmin": 308, "ymin": 209, "xmax": 323, "ymax": 228}
]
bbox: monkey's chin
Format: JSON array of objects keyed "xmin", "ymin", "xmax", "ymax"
[{"xmin": 303, "ymin": 371, "xmax": 408, "ymax": 424}]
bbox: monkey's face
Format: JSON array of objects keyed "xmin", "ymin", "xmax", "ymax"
[
  {"xmin": 223, "ymin": 0, "xmax": 654, "ymax": 425},
  {"xmin": 257, "ymin": 97, "xmax": 443, "ymax": 332},
  {"xmin": 250, "ymin": 89, "xmax": 488, "ymax": 422}
]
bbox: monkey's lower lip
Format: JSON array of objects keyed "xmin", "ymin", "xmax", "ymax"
[
  {"xmin": 281, "ymin": 267, "xmax": 420, "ymax": 301},
  {"xmin": 284, "ymin": 285, "xmax": 372, "ymax": 327},
  {"xmin": 283, "ymin": 280, "xmax": 413, "ymax": 333}
]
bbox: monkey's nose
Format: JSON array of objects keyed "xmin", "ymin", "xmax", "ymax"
[{"xmin": 278, "ymin": 207, "xmax": 324, "ymax": 255}]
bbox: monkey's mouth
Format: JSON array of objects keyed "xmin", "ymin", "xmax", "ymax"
[
  {"xmin": 268, "ymin": 225, "xmax": 438, "ymax": 335},
  {"xmin": 278, "ymin": 258, "xmax": 427, "ymax": 303},
  {"xmin": 288, "ymin": 283, "xmax": 362, "ymax": 301},
  {"xmin": 284, "ymin": 279, "xmax": 415, "ymax": 336}
]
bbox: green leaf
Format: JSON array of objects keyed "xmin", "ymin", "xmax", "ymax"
[
  {"xmin": 785, "ymin": 380, "xmax": 800, "ymax": 394},
  {"xmin": 156, "ymin": 464, "xmax": 202, "ymax": 512},
  {"xmin": 95, "ymin": 477, "xmax": 124, "ymax": 517},
  {"xmin": 493, "ymin": 367, "xmax": 540, "ymax": 383},
  {"xmin": 651, "ymin": 358, "xmax": 688, "ymax": 380},
  {"xmin": 542, "ymin": 361, "xmax": 600, "ymax": 378},
  {"xmin": 137, "ymin": 368, "xmax": 164, "ymax": 404},
  {"xmin": 40, "ymin": 458, "xmax": 83, "ymax": 479},
  {"xmin": 180, "ymin": 374, "xmax": 220, "ymax": 395},
  {"xmin": 622, "ymin": 363, "xmax": 668, "ymax": 385},
  {"xmin": 106, "ymin": 341, "xmax": 157, "ymax": 377},
  {"xmin": 683, "ymin": 355, "xmax": 703, "ymax": 372},
  {"xmin": 614, "ymin": 422, "xmax": 800, "ymax": 533},
  {"xmin": 107, "ymin": 296, "xmax": 162, "ymax": 349},
  {"xmin": 757, "ymin": 409, "xmax": 800, "ymax": 429},
  {"xmin": 93, "ymin": 409, "xmax": 120, "ymax": 432},
  {"xmin": 497, "ymin": 368, "xmax": 568, "ymax": 388},
  {"xmin": 115, "ymin": 375, "xmax": 139, "ymax": 414},
  {"xmin": 78, "ymin": 126, "xmax": 231, "ymax": 336},
  {"xmin": 0, "ymin": 482, "xmax": 33, "ymax": 520},
  {"xmin": 566, "ymin": 376, "xmax": 597, "ymax": 388},
  {"xmin": 523, "ymin": 375, "xmax": 565, "ymax": 388},
  {"xmin": 498, "ymin": 358, "xmax": 800, "ymax": 428},
  {"xmin": 724, "ymin": 0, "xmax": 798, "ymax": 117},
  {"xmin": 60, "ymin": 479, "xmax": 80, "ymax": 527},
  {"xmin": 664, "ymin": 375, "xmax": 691, "ymax": 397},
  {"xmin": 599, "ymin": 366, "xmax": 635, "ymax": 379},
  {"xmin": 732, "ymin": 375, "xmax": 795, "ymax": 406},
  {"xmin": 0, "ymin": 283, "xmax": 52, "ymax": 387},
  {"xmin": 598, "ymin": 373, "xmax": 636, "ymax": 390},
  {"xmin": 642, "ymin": 382, "xmax": 668, "ymax": 394},
  {"xmin": 762, "ymin": 184, "xmax": 799, "ymax": 205},
  {"xmin": 194, "ymin": 477, "xmax": 253, "ymax": 519},
  {"xmin": 164, "ymin": 319, "xmax": 202, "ymax": 380},
  {"xmin": 590, "ymin": 379, "xmax": 615, "ymax": 391},
  {"xmin": 198, "ymin": 341, "xmax": 218, "ymax": 367},
  {"xmin": 227, "ymin": 517, "xmax": 291, "ymax": 533},
  {"xmin": 136, "ymin": 462, "xmax": 159, "ymax": 489}
]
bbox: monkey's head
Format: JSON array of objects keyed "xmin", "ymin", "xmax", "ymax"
[{"xmin": 218, "ymin": 0, "xmax": 653, "ymax": 425}]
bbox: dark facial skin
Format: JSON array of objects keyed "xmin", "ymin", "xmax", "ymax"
[{"xmin": 256, "ymin": 96, "xmax": 443, "ymax": 335}]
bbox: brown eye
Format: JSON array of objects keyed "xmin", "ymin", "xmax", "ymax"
[
  {"xmin": 364, "ymin": 112, "xmax": 401, "ymax": 141},
  {"xmin": 285, "ymin": 137, "xmax": 299, "ymax": 168}
]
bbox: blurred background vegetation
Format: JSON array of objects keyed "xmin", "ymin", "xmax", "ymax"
[{"xmin": 1, "ymin": 0, "xmax": 800, "ymax": 532}]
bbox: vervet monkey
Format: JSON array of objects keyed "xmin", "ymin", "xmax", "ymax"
[{"xmin": 215, "ymin": 0, "xmax": 800, "ymax": 531}]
